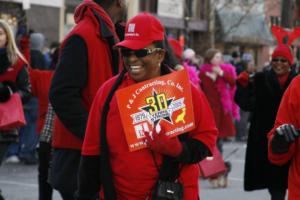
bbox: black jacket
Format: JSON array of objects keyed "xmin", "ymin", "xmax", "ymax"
[{"xmin": 235, "ymin": 67, "xmax": 297, "ymax": 190}]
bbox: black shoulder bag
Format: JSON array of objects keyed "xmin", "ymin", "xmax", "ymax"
[{"xmin": 151, "ymin": 135, "xmax": 187, "ymax": 200}]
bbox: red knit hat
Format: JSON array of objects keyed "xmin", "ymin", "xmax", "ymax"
[
  {"xmin": 271, "ymin": 44, "xmax": 293, "ymax": 65},
  {"xmin": 115, "ymin": 12, "xmax": 164, "ymax": 50}
]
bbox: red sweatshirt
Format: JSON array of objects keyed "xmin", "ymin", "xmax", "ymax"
[{"xmin": 268, "ymin": 75, "xmax": 300, "ymax": 200}]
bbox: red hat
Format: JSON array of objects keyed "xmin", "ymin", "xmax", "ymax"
[
  {"xmin": 115, "ymin": 12, "xmax": 164, "ymax": 50},
  {"xmin": 168, "ymin": 38, "xmax": 183, "ymax": 60},
  {"xmin": 272, "ymin": 44, "xmax": 293, "ymax": 65}
]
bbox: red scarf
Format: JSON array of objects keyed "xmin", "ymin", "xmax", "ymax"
[
  {"xmin": 74, "ymin": 0, "xmax": 118, "ymax": 41},
  {"xmin": 277, "ymin": 72, "xmax": 289, "ymax": 88}
]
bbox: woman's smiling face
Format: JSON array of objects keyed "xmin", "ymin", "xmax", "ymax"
[
  {"xmin": 122, "ymin": 43, "xmax": 165, "ymax": 82},
  {"xmin": 210, "ymin": 52, "xmax": 223, "ymax": 66},
  {"xmin": 271, "ymin": 57, "xmax": 290, "ymax": 76}
]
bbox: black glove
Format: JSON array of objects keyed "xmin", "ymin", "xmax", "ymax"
[
  {"xmin": 271, "ymin": 124, "xmax": 299, "ymax": 154},
  {"xmin": 0, "ymin": 82, "xmax": 12, "ymax": 102},
  {"xmin": 0, "ymin": 81, "xmax": 16, "ymax": 102},
  {"xmin": 0, "ymin": 49, "xmax": 11, "ymax": 74}
]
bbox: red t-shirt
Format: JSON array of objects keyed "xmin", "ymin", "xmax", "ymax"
[
  {"xmin": 268, "ymin": 75, "xmax": 300, "ymax": 200},
  {"xmin": 82, "ymin": 73, "xmax": 218, "ymax": 199}
]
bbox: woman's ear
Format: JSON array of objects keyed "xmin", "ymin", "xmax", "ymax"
[{"xmin": 157, "ymin": 50, "xmax": 166, "ymax": 63}]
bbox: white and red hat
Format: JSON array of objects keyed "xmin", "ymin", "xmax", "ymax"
[{"xmin": 115, "ymin": 12, "xmax": 164, "ymax": 50}]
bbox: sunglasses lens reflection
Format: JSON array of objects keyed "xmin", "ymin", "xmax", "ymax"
[{"xmin": 122, "ymin": 49, "xmax": 151, "ymax": 58}]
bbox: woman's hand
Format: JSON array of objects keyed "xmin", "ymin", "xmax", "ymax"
[
  {"xmin": 212, "ymin": 66, "xmax": 224, "ymax": 77},
  {"xmin": 271, "ymin": 124, "xmax": 299, "ymax": 154},
  {"xmin": 144, "ymin": 124, "xmax": 183, "ymax": 157}
]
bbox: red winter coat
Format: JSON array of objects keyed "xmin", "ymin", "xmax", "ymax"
[
  {"xmin": 82, "ymin": 73, "xmax": 218, "ymax": 199},
  {"xmin": 268, "ymin": 75, "xmax": 300, "ymax": 200},
  {"xmin": 199, "ymin": 66, "xmax": 237, "ymax": 138},
  {"xmin": 52, "ymin": 1, "xmax": 120, "ymax": 149},
  {"xmin": 29, "ymin": 68, "xmax": 53, "ymax": 134}
]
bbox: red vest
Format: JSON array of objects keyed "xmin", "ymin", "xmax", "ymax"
[
  {"xmin": 52, "ymin": 12, "xmax": 116, "ymax": 149},
  {"xmin": 29, "ymin": 69, "xmax": 54, "ymax": 133},
  {"xmin": 0, "ymin": 59, "xmax": 25, "ymax": 83}
]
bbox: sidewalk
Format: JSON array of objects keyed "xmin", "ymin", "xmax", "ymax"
[{"xmin": 0, "ymin": 141, "xmax": 272, "ymax": 200}]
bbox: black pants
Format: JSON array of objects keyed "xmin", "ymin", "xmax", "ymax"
[
  {"xmin": 60, "ymin": 192, "xmax": 74, "ymax": 200},
  {"xmin": 268, "ymin": 187, "xmax": 286, "ymax": 200},
  {"xmin": 0, "ymin": 144, "xmax": 9, "ymax": 165},
  {"xmin": 50, "ymin": 148, "xmax": 81, "ymax": 200},
  {"xmin": 38, "ymin": 142, "xmax": 53, "ymax": 200}
]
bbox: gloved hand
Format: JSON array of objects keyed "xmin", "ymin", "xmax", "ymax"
[
  {"xmin": 271, "ymin": 124, "xmax": 299, "ymax": 154},
  {"xmin": 0, "ymin": 82, "xmax": 13, "ymax": 102},
  {"xmin": 0, "ymin": 49, "xmax": 11, "ymax": 74},
  {"xmin": 144, "ymin": 124, "xmax": 183, "ymax": 157}
]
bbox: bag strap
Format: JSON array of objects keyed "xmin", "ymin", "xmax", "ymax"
[
  {"xmin": 155, "ymin": 133, "xmax": 188, "ymax": 182},
  {"xmin": 99, "ymin": 69, "xmax": 126, "ymax": 200}
]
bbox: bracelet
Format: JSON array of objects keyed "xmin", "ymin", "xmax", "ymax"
[{"xmin": 7, "ymin": 86, "xmax": 13, "ymax": 95}]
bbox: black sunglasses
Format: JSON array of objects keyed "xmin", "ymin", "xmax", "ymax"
[
  {"xmin": 121, "ymin": 48, "xmax": 162, "ymax": 58},
  {"xmin": 272, "ymin": 58, "xmax": 288, "ymax": 63}
]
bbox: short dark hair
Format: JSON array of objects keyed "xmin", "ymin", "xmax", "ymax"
[
  {"xmin": 153, "ymin": 41, "xmax": 164, "ymax": 49},
  {"xmin": 154, "ymin": 40, "xmax": 181, "ymax": 68},
  {"xmin": 94, "ymin": 0, "xmax": 116, "ymax": 9}
]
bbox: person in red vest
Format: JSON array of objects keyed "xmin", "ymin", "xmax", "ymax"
[
  {"xmin": 19, "ymin": 32, "xmax": 57, "ymax": 200},
  {"xmin": 76, "ymin": 12, "xmax": 218, "ymax": 200},
  {"xmin": 48, "ymin": 0, "xmax": 126, "ymax": 199},
  {"xmin": 0, "ymin": 19, "xmax": 31, "ymax": 200},
  {"xmin": 30, "ymin": 52, "xmax": 58, "ymax": 200}
]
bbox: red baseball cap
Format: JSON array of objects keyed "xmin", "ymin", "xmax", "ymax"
[{"xmin": 115, "ymin": 12, "xmax": 164, "ymax": 50}]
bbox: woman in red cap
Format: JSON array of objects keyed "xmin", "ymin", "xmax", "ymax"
[
  {"xmin": 235, "ymin": 44, "xmax": 297, "ymax": 200},
  {"xmin": 75, "ymin": 12, "xmax": 218, "ymax": 200}
]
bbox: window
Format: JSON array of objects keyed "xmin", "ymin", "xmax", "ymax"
[
  {"xmin": 140, "ymin": 0, "xmax": 158, "ymax": 13},
  {"xmin": 187, "ymin": 0, "xmax": 207, "ymax": 20}
]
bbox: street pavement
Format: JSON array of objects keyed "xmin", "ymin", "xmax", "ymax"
[{"xmin": 0, "ymin": 141, "xmax": 278, "ymax": 200}]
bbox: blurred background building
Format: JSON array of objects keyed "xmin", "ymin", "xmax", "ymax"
[
  {"xmin": 0, "ymin": 0, "xmax": 299, "ymax": 67},
  {"xmin": 0, "ymin": 0, "xmax": 64, "ymax": 45}
]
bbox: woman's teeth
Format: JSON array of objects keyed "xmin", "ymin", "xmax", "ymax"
[{"xmin": 130, "ymin": 65, "xmax": 142, "ymax": 72}]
